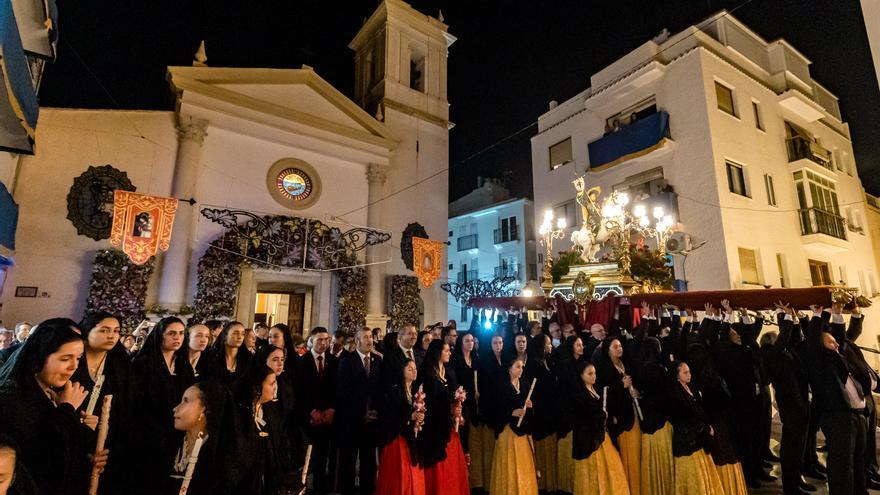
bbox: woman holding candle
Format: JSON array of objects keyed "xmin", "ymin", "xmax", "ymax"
[
  {"xmin": 72, "ymin": 312, "xmax": 132, "ymax": 494},
  {"xmin": 128, "ymin": 316, "xmax": 188, "ymax": 495},
  {"xmin": 376, "ymin": 359, "xmax": 425, "ymax": 495},
  {"xmin": 177, "ymin": 323, "xmax": 218, "ymax": 383},
  {"xmin": 0, "ymin": 318, "xmax": 107, "ymax": 495},
  {"xmin": 233, "ymin": 363, "xmax": 292, "ymax": 495},
  {"xmin": 166, "ymin": 380, "xmax": 239, "ymax": 495},
  {"xmin": 555, "ymin": 335, "xmax": 586, "ymax": 494},
  {"xmin": 526, "ymin": 333, "xmax": 559, "ymax": 493},
  {"xmin": 450, "ymin": 333, "xmax": 477, "ymax": 456},
  {"xmin": 597, "ymin": 336, "xmax": 641, "ymax": 495},
  {"xmin": 668, "ymin": 361, "xmax": 724, "ymax": 495},
  {"xmin": 418, "ymin": 340, "xmax": 469, "ymax": 495},
  {"xmin": 634, "ymin": 336, "xmax": 674, "ymax": 495},
  {"xmin": 489, "ymin": 357, "xmax": 538, "ymax": 495},
  {"xmin": 211, "ymin": 321, "xmax": 252, "ymax": 386},
  {"xmin": 571, "ymin": 361, "xmax": 630, "ymax": 495}
]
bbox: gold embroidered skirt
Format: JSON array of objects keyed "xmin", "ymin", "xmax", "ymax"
[
  {"xmin": 488, "ymin": 426, "xmax": 538, "ymax": 495},
  {"xmin": 573, "ymin": 432, "xmax": 631, "ymax": 495},
  {"xmin": 467, "ymin": 423, "xmax": 495, "ymax": 489},
  {"xmin": 673, "ymin": 450, "xmax": 724, "ymax": 495},
  {"xmin": 640, "ymin": 422, "xmax": 674, "ymax": 495},
  {"xmin": 534, "ymin": 434, "xmax": 558, "ymax": 492}
]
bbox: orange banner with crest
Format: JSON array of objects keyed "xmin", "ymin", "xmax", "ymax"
[
  {"xmin": 110, "ymin": 191, "xmax": 178, "ymax": 265},
  {"xmin": 412, "ymin": 236, "xmax": 442, "ymax": 288}
]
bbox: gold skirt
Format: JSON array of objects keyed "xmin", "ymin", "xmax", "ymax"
[
  {"xmin": 640, "ymin": 422, "xmax": 674, "ymax": 495},
  {"xmin": 489, "ymin": 426, "xmax": 538, "ymax": 495},
  {"xmin": 557, "ymin": 432, "xmax": 576, "ymax": 493},
  {"xmin": 534, "ymin": 434, "xmax": 558, "ymax": 492},
  {"xmin": 618, "ymin": 420, "xmax": 642, "ymax": 495},
  {"xmin": 573, "ymin": 433, "xmax": 631, "ymax": 495},
  {"xmin": 673, "ymin": 450, "xmax": 724, "ymax": 495},
  {"xmin": 467, "ymin": 423, "xmax": 495, "ymax": 489},
  {"xmin": 716, "ymin": 462, "xmax": 748, "ymax": 495}
]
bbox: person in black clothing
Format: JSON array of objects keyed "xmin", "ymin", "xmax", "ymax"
[
  {"xmin": 0, "ymin": 435, "xmax": 37, "ymax": 495},
  {"xmin": 294, "ymin": 326, "xmax": 337, "ymax": 494},
  {"xmin": 634, "ymin": 335, "xmax": 675, "ymax": 494},
  {"xmin": 554, "ymin": 335, "xmax": 585, "ymax": 494},
  {"xmin": 375, "ymin": 358, "xmax": 424, "ymax": 494},
  {"xmin": 488, "ymin": 357, "xmax": 538, "ymax": 494},
  {"xmin": 0, "ymin": 318, "xmax": 106, "ymax": 495},
  {"xmin": 165, "ymin": 380, "xmax": 240, "ymax": 495},
  {"xmin": 178, "ymin": 323, "xmax": 219, "ymax": 383},
  {"xmin": 450, "ymin": 332, "xmax": 478, "ymax": 458},
  {"xmin": 211, "ymin": 321, "xmax": 252, "ymax": 386},
  {"xmin": 233, "ymin": 363, "xmax": 293, "ymax": 495},
  {"xmin": 336, "ymin": 327, "xmax": 383, "ymax": 495},
  {"xmin": 382, "ymin": 325, "xmax": 422, "ymax": 387},
  {"xmin": 267, "ymin": 323, "xmax": 297, "ymax": 374},
  {"xmin": 129, "ymin": 316, "xmax": 189, "ymax": 495},
  {"xmin": 525, "ymin": 334, "xmax": 559, "ymax": 493},
  {"xmin": 805, "ymin": 306, "xmax": 867, "ymax": 495}
]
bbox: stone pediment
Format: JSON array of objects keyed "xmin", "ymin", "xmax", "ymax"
[{"xmin": 167, "ymin": 66, "xmax": 398, "ymax": 150}]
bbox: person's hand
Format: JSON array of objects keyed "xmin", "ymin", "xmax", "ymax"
[
  {"xmin": 641, "ymin": 301, "xmax": 650, "ymax": 316},
  {"xmin": 465, "ymin": 453, "xmax": 471, "ymax": 467},
  {"xmin": 622, "ymin": 375, "xmax": 633, "ymax": 389},
  {"xmin": 80, "ymin": 411, "xmax": 99, "ymax": 431},
  {"xmin": 831, "ymin": 302, "xmax": 844, "ymax": 315},
  {"xmin": 810, "ymin": 305, "xmax": 823, "ymax": 315},
  {"xmin": 720, "ymin": 299, "xmax": 732, "ymax": 313},
  {"xmin": 412, "ymin": 411, "xmax": 425, "ymax": 424},
  {"xmin": 57, "ymin": 381, "xmax": 88, "ymax": 410},
  {"xmin": 89, "ymin": 449, "xmax": 109, "ymax": 473},
  {"xmin": 512, "ymin": 408, "xmax": 526, "ymax": 418},
  {"xmin": 703, "ymin": 303, "xmax": 714, "ymax": 316},
  {"xmin": 629, "ymin": 386, "xmax": 640, "ymax": 399},
  {"xmin": 310, "ymin": 409, "xmax": 322, "ymax": 426},
  {"xmin": 709, "ymin": 425, "xmax": 715, "ymax": 437},
  {"xmin": 452, "ymin": 404, "xmax": 463, "ymax": 418},
  {"xmin": 322, "ymin": 409, "xmax": 335, "ymax": 424},
  {"xmin": 852, "ymin": 305, "xmax": 862, "ymax": 316},
  {"xmin": 525, "ymin": 399, "xmax": 533, "ymax": 409}
]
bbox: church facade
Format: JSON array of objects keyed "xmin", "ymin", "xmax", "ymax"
[{"xmin": 0, "ymin": 0, "xmax": 453, "ymax": 332}]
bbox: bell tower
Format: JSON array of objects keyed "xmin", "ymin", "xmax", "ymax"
[{"xmin": 350, "ymin": 0, "xmax": 455, "ymax": 327}]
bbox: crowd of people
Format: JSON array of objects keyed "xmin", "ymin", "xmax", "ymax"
[{"xmin": 0, "ymin": 298, "xmax": 876, "ymax": 495}]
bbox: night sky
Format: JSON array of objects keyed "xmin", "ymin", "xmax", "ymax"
[{"xmin": 39, "ymin": 0, "xmax": 880, "ymax": 201}]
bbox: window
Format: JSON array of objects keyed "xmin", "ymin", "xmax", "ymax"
[
  {"xmin": 549, "ymin": 138, "xmax": 573, "ymax": 170},
  {"xmin": 497, "ymin": 216, "xmax": 518, "ymax": 243},
  {"xmin": 448, "ymin": 230, "xmax": 453, "ymax": 237},
  {"xmin": 409, "ymin": 55, "xmax": 425, "ymax": 92},
  {"xmin": 553, "ymin": 200, "xmax": 577, "ymax": 229},
  {"xmin": 726, "ymin": 161, "xmax": 748, "ymax": 197},
  {"xmin": 752, "ymin": 101, "xmax": 763, "ymax": 130},
  {"xmin": 715, "ymin": 82, "xmax": 736, "ymax": 116},
  {"xmin": 838, "ymin": 265, "xmax": 848, "ymax": 285},
  {"xmin": 808, "ymin": 259, "xmax": 832, "ymax": 286},
  {"xmin": 764, "ymin": 174, "xmax": 776, "ymax": 206},
  {"xmin": 738, "ymin": 247, "xmax": 760, "ymax": 285},
  {"xmin": 776, "ymin": 253, "xmax": 787, "ymax": 288}
]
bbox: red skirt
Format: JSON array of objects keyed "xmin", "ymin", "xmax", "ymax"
[
  {"xmin": 376, "ymin": 435, "xmax": 425, "ymax": 495},
  {"xmin": 425, "ymin": 431, "xmax": 470, "ymax": 495}
]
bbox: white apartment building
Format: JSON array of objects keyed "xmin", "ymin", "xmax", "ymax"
[
  {"xmin": 447, "ymin": 178, "xmax": 537, "ymax": 325},
  {"xmin": 530, "ymin": 11, "xmax": 878, "ymax": 299}
]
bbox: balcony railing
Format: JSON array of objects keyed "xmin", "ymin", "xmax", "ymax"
[
  {"xmin": 494, "ymin": 264, "xmax": 521, "ymax": 280},
  {"xmin": 494, "ymin": 228, "xmax": 519, "ymax": 244},
  {"xmin": 457, "ymin": 234, "xmax": 478, "ymax": 251},
  {"xmin": 457, "ymin": 270, "xmax": 479, "ymax": 283},
  {"xmin": 798, "ymin": 207, "xmax": 847, "ymax": 240},
  {"xmin": 588, "ymin": 110, "xmax": 670, "ymax": 169},
  {"xmin": 786, "ymin": 136, "xmax": 832, "ymax": 170}
]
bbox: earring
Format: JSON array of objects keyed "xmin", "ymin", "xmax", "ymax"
[{"xmin": 198, "ymin": 414, "xmax": 204, "ymax": 422}]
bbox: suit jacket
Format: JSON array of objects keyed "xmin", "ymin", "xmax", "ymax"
[
  {"xmin": 381, "ymin": 345, "xmax": 422, "ymax": 387},
  {"xmin": 806, "ymin": 312, "xmax": 859, "ymax": 415},
  {"xmin": 294, "ymin": 351, "xmax": 338, "ymax": 427},
  {"xmin": 765, "ymin": 313, "xmax": 809, "ymax": 413},
  {"xmin": 336, "ymin": 350, "xmax": 383, "ymax": 438}
]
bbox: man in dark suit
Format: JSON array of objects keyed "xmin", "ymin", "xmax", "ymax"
[
  {"xmin": 294, "ymin": 326, "xmax": 338, "ymax": 494},
  {"xmin": 381, "ymin": 324, "xmax": 421, "ymax": 386},
  {"xmin": 336, "ymin": 327, "xmax": 383, "ymax": 494}
]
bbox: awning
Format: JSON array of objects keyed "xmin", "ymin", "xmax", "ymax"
[
  {"xmin": 588, "ymin": 110, "xmax": 670, "ymax": 170},
  {"xmin": 0, "ymin": 181, "xmax": 18, "ymax": 249},
  {"xmin": 0, "ymin": 0, "xmax": 39, "ymax": 154}
]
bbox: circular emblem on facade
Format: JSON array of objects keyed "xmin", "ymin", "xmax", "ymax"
[
  {"xmin": 66, "ymin": 165, "xmax": 136, "ymax": 240},
  {"xmin": 266, "ymin": 159, "xmax": 321, "ymax": 209}
]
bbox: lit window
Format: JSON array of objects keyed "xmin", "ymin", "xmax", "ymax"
[
  {"xmin": 726, "ymin": 162, "xmax": 747, "ymax": 197},
  {"xmin": 738, "ymin": 247, "xmax": 760, "ymax": 285},
  {"xmin": 549, "ymin": 138, "xmax": 573, "ymax": 170},
  {"xmin": 715, "ymin": 82, "xmax": 736, "ymax": 116}
]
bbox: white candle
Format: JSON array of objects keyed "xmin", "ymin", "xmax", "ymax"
[
  {"xmin": 301, "ymin": 444, "xmax": 313, "ymax": 486},
  {"xmin": 178, "ymin": 432, "xmax": 205, "ymax": 495},
  {"xmin": 516, "ymin": 378, "xmax": 538, "ymax": 428},
  {"xmin": 88, "ymin": 395, "xmax": 112, "ymax": 495},
  {"xmin": 602, "ymin": 386, "xmax": 608, "ymax": 413},
  {"xmin": 85, "ymin": 374, "xmax": 105, "ymax": 416}
]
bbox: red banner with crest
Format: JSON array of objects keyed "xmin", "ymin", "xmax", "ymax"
[{"xmin": 109, "ymin": 191, "xmax": 178, "ymax": 265}]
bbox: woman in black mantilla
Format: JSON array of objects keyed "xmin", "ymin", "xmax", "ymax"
[
  {"xmin": 418, "ymin": 339, "xmax": 469, "ymax": 495},
  {"xmin": 450, "ymin": 332, "xmax": 477, "ymax": 455},
  {"xmin": 164, "ymin": 380, "xmax": 240, "ymax": 495},
  {"xmin": 571, "ymin": 361, "xmax": 629, "ymax": 494},
  {"xmin": 211, "ymin": 321, "xmax": 252, "ymax": 386},
  {"xmin": 0, "ymin": 318, "xmax": 106, "ymax": 495},
  {"xmin": 72, "ymin": 312, "xmax": 133, "ymax": 494},
  {"xmin": 0, "ymin": 434, "xmax": 38, "ymax": 495},
  {"xmin": 177, "ymin": 323, "xmax": 219, "ymax": 384},
  {"xmin": 596, "ymin": 336, "xmax": 641, "ymax": 495},
  {"xmin": 471, "ymin": 333, "xmax": 506, "ymax": 492},
  {"xmin": 233, "ymin": 362, "xmax": 293, "ymax": 495},
  {"xmin": 633, "ymin": 336, "xmax": 674, "ymax": 494},
  {"xmin": 376, "ymin": 358, "xmax": 425, "ymax": 495},
  {"xmin": 488, "ymin": 356, "xmax": 538, "ymax": 495},
  {"xmin": 555, "ymin": 334, "xmax": 585, "ymax": 494},
  {"xmin": 668, "ymin": 360, "xmax": 724, "ymax": 494},
  {"xmin": 525, "ymin": 333, "xmax": 559, "ymax": 493},
  {"xmin": 128, "ymin": 316, "xmax": 188, "ymax": 495}
]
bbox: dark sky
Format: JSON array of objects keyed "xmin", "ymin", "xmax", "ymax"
[{"xmin": 40, "ymin": 0, "xmax": 880, "ymax": 200}]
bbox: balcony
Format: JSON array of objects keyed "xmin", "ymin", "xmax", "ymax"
[
  {"xmin": 587, "ymin": 110, "xmax": 670, "ymax": 170},
  {"xmin": 457, "ymin": 270, "xmax": 479, "ymax": 283},
  {"xmin": 798, "ymin": 207, "xmax": 849, "ymax": 251},
  {"xmin": 786, "ymin": 136, "xmax": 832, "ymax": 171},
  {"xmin": 457, "ymin": 234, "xmax": 478, "ymax": 252},
  {"xmin": 494, "ymin": 264, "xmax": 521, "ymax": 281},
  {"xmin": 494, "ymin": 228, "xmax": 519, "ymax": 244}
]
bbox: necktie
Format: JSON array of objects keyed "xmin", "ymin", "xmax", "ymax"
[
  {"xmin": 317, "ymin": 355, "xmax": 324, "ymax": 377},
  {"xmin": 406, "ymin": 349, "xmax": 414, "ymax": 361},
  {"xmin": 364, "ymin": 355, "xmax": 371, "ymax": 375}
]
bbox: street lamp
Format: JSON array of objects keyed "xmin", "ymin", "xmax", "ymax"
[
  {"xmin": 539, "ymin": 209, "xmax": 567, "ymax": 296},
  {"xmin": 632, "ymin": 204, "xmax": 676, "ymax": 255}
]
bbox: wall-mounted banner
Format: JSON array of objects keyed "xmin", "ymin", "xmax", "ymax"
[
  {"xmin": 110, "ymin": 191, "xmax": 178, "ymax": 265},
  {"xmin": 412, "ymin": 236, "xmax": 442, "ymax": 288}
]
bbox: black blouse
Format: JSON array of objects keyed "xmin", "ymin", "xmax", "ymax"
[
  {"xmin": 377, "ymin": 382, "xmax": 420, "ymax": 465},
  {"xmin": 596, "ymin": 358, "xmax": 636, "ymax": 438},
  {"xmin": 417, "ymin": 366, "xmax": 459, "ymax": 467},
  {"xmin": 571, "ymin": 383, "xmax": 606, "ymax": 460},
  {"xmin": 493, "ymin": 379, "xmax": 531, "ymax": 437},
  {"xmin": 668, "ymin": 383, "xmax": 711, "ymax": 458}
]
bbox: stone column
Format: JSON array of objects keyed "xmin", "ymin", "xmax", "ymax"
[
  {"xmin": 365, "ymin": 163, "xmax": 388, "ymax": 329},
  {"xmin": 157, "ymin": 115, "xmax": 208, "ymax": 310}
]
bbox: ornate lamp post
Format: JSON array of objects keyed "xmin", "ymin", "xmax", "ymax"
[
  {"xmin": 632, "ymin": 204, "xmax": 675, "ymax": 254},
  {"xmin": 539, "ymin": 210, "xmax": 567, "ymax": 296}
]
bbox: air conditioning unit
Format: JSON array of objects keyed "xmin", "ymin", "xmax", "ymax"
[{"xmin": 665, "ymin": 232, "xmax": 692, "ymax": 254}]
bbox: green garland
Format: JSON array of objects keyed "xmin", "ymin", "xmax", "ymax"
[
  {"xmin": 337, "ymin": 267, "xmax": 367, "ymax": 333},
  {"xmin": 85, "ymin": 249, "xmax": 155, "ymax": 331},
  {"xmin": 389, "ymin": 275, "xmax": 421, "ymax": 329},
  {"xmin": 193, "ymin": 233, "xmax": 243, "ymax": 322}
]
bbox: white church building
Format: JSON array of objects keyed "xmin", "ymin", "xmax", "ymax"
[{"xmin": 0, "ymin": 0, "xmax": 453, "ymax": 332}]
